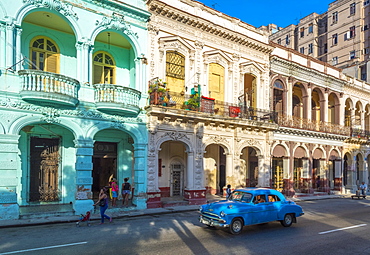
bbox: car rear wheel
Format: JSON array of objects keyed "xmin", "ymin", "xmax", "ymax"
[
  {"xmin": 280, "ymin": 214, "xmax": 293, "ymax": 227},
  {"xmin": 229, "ymin": 218, "xmax": 243, "ymax": 235}
]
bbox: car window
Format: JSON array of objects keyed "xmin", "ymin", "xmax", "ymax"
[
  {"xmin": 230, "ymin": 192, "xmax": 252, "ymax": 202},
  {"xmin": 268, "ymin": 195, "xmax": 280, "ymax": 202},
  {"xmin": 253, "ymin": 194, "xmax": 266, "ymax": 204}
]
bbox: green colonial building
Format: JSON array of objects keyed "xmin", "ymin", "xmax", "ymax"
[{"xmin": 0, "ymin": 0, "xmax": 150, "ymax": 219}]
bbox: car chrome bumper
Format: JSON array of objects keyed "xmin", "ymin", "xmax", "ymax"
[{"xmin": 199, "ymin": 215, "xmax": 229, "ymax": 228}]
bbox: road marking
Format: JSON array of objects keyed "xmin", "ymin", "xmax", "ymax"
[
  {"xmin": 0, "ymin": 241, "xmax": 87, "ymax": 254},
  {"xmin": 319, "ymin": 224, "xmax": 367, "ymax": 235}
]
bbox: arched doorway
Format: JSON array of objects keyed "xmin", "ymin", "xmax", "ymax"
[
  {"xmin": 240, "ymin": 147, "xmax": 258, "ymax": 188},
  {"xmin": 271, "ymin": 145, "xmax": 287, "ymax": 191},
  {"xmin": 293, "ymin": 146, "xmax": 308, "ymax": 193},
  {"xmin": 158, "ymin": 141, "xmax": 187, "ymax": 200},
  {"xmin": 204, "ymin": 144, "xmax": 226, "ymax": 195},
  {"xmin": 92, "ymin": 129, "xmax": 134, "ymax": 200},
  {"xmin": 19, "ymin": 123, "xmax": 75, "ymax": 205}
]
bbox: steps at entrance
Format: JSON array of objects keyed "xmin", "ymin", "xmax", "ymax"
[
  {"xmin": 162, "ymin": 200, "xmax": 189, "ymax": 208},
  {"xmin": 19, "ymin": 204, "xmax": 75, "ymax": 219}
]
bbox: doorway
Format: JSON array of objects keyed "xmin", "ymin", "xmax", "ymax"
[
  {"xmin": 171, "ymin": 164, "xmax": 183, "ymax": 196},
  {"xmin": 29, "ymin": 137, "xmax": 60, "ymax": 202},
  {"xmin": 92, "ymin": 142, "xmax": 117, "ymax": 197}
]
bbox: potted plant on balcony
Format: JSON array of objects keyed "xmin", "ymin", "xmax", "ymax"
[
  {"xmin": 148, "ymin": 78, "xmax": 167, "ymax": 105},
  {"xmin": 184, "ymin": 93, "xmax": 200, "ymax": 111}
]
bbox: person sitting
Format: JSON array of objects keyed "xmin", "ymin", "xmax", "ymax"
[
  {"xmin": 268, "ymin": 195, "xmax": 276, "ymax": 202},
  {"xmin": 360, "ymin": 182, "xmax": 367, "ymax": 196},
  {"xmin": 254, "ymin": 195, "xmax": 265, "ymax": 204}
]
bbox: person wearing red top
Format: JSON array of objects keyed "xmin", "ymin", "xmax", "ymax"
[{"xmin": 110, "ymin": 178, "xmax": 119, "ymax": 207}]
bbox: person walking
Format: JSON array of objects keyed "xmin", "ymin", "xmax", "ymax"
[
  {"xmin": 110, "ymin": 178, "xmax": 119, "ymax": 207},
  {"xmin": 121, "ymin": 177, "xmax": 131, "ymax": 206},
  {"xmin": 94, "ymin": 187, "xmax": 112, "ymax": 224},
  {"xmin": 226, "ymin": 184, "xmax": 232, "ymax": 199}
]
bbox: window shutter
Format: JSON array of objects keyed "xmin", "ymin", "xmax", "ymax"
[
  {"xmin": 94, "ymin": 64, "xmax": 103, "ymax": 84},
  {"xmin": 46, "ymin": 53, "xmax": 58, "ymax": 73}
]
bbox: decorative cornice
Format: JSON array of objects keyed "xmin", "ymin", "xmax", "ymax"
[
  {"xmin": 148, "ymin": 1, "xmax": 273, "ymax": 54},
  {"xmin": 23, "ymin": 0, "xmax": 78, "ymax": 20},
  {"xmin": 0, "ymin": 98, "xmax": 143, "ymax": 124},
  {"xmin": 270, "ymin": 56, "xmax": 345, "ymax": 92},
  {"xmin": 78, "ymin": 0, "xmax": 150, "ymax": 22},
  {"xmin": 95, "ymin": 13, "xmax": 138, "ymax": 38}
]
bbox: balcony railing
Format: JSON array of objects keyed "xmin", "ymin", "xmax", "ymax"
[
  {"xmin": 94, "ymin": 84, "xmax": 141, "ymax": 116},
  {"xmin": 18, "ymin": 69, "xmax": 79, "ymax": 107},
  {"xmin": 148, "ymin": 91, "xmax": 277, "ymax": 123},
  {"xmin": 277, "ymin": 115, "xmax": 351, "ymax": 136},
  {"xmin": 351, "ymin": 128, "xmax": 370, "ymax": 141}
]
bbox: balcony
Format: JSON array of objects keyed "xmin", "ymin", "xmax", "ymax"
[
  {"xmin": 148, "ymin": 91, "xmax": 277, "ymax": 123},
  {"xmin": 349, "ymin": 128, "xmax": 370, "ymax": 143},
  {"xmin": 277, "ymin": 115, "xmax": 351, "ymax": 136},
  {"xmin": 94, "ymin": 84, "xmax": 141, "ymax": 116},
  {"xmin": 18, "ymin": 69, "xmax": 79, "ymax": 107}
]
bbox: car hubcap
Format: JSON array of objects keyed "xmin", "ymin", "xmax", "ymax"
[
  {"xmin": 233, "ymin": 221, "xmax": 241, "ymax": 232},
  {"xmin": 285, "ymin": 216, "xmax": 292, "ymax": 224}
]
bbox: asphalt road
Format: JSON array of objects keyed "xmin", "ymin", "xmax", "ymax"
[{"xmin": 1, "ymin": 198, "xmax": 370, "ymax": 255}]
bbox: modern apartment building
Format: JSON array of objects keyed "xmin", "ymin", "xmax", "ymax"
[{"xmin": 270, "ymin": 0, "xmax": 368, "ymax": 82}]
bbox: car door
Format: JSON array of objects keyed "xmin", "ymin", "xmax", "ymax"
[{"xmin": 250, "ymin": 194, "xmax": 271, "ymax": 224}]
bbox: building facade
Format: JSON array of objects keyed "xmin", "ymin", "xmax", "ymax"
[
  {"xmin": 1, "ymin": 0, "xmax": 370, "ymax": 220},
  {"xmin": 0, "ymin": 0, "xmax": 150, "ymax": 220},
  {"xmin": 270, "ymin": 0, "xmax": 369, "ymax": 83}
]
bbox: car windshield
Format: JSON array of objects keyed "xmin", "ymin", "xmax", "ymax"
[{"xmin": 229, "ymin": 191, "xmax": 252, "ymax": 203}]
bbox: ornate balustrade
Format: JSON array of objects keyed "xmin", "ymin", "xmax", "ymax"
[
  {"xmin": 148, "ymin": 91, "xmax": 277, "ymax": 123},
  {"xmin": 277, "ymin": 115, "xmax": 351, "ymax": 136},
  {"xmin": 18, "ymin": 69, "xmax": 79, "ymax": 107},
  {"xmin": 94, "ymin": 84, "xmax": 141, "ymax": 116}
]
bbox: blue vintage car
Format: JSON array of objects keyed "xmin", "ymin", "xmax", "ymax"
[{"xmin": 199, "ymin": 188, "xmax": 304, "ymax": 234}]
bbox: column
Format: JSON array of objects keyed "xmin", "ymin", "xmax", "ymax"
[
  {"xmin": 302, "ymin": 158, "xmax": 310, "ymax": 193},
  {"xmin": 0, "ymin": 24, "xmax": 5, "ymax": 68},
  {"xmin": 360, "ymin": 111, "xmax": 365, "ymax": 130},
  {"xmin": 319, "ymin": 159, "xmax": 329, "ymax": 193},
  {"xmin": 73, "ymin": 139, "xmax": 94, "ymax": 215},
  {"xmin": 322, "ymin": 90, "xmax": 329, "ymax": 123},
  {"xmin": 0, "ymin": 134, "xmax": 20, "ymax": 220},
  {"xmin": 334, "ymin": 160, "xmax": 342, "ymax": 191},
  {"xmin": 5, "ymin": 20, "xmax": 15, "ymax": 69},
  {"xmin": 15, "ymin": 26, "xmax": 22, "ymax": 70},
  {"xmin": 286, "ymin": 77, "xmax": 293, "ymax": 116},
  {"xmin": 303, "ymin": 87, "xmax": 312, "ymax": 120},
  {"xmin": 133, "ymin": 143, "xmax": 147, "ymax": 209}
]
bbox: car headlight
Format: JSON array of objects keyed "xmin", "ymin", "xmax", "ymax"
[
  {"xmin": 199, "ymin": 206, "xmax": 203, "ymax": 213},
  {"xmin": 220, "ymin": 211, "xmax": 226, "ymax": 217}
]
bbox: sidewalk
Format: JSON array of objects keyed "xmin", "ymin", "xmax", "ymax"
[{"xmin": 0, "ymin": 194, "xmax": 353, "ymax": 229}]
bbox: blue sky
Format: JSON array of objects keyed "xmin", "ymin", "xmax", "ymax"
[{"xmin": 198, "ymin": 0, "xmax": 334, "ymax": 28}]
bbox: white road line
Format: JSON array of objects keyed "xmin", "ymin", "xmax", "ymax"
[
  {"xmin": 0, "ymin": 241, "xmax": 88, "ymax": 254},
  {"xmin": 319, "ymin": 224, "xmax": 367, "ymax": 235}
]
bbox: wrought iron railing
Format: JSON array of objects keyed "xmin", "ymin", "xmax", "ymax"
[
  {"xmin": 18, "ymin": 69, "xmax": 79, "ymax": 98},
  {"xmin": 351, "ymin": 128, "xmax": 370, "ymax": 140},
  {"xmin": 148, "ymin": 91, "xmax": 277, "ymax": 123},
  {"xmin": 94, "ymin": 84, "xmax": 141, "ymax": 107},
  {"xmin": 277, "ymin": 115, "xmax": 351, "ymax": 136}
]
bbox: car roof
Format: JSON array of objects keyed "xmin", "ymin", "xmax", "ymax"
[{"xmin": 233, "ymin": 188, "xmax": 284, "ymax": 196}]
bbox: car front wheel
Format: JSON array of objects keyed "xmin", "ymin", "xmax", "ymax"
[
  {"xmin": 229, "ymin": 218, "xmax": 243, "ymax": 235},
  {"xmin": 280, "ymin": 214, "xmax": 293, "ymax": 227}
]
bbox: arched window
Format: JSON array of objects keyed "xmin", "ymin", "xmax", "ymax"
[
  {"xmin": 166, "ymin": 51, "xmax": 185, "ymax": 93},
  {"xmin": 30, "ymin": 37, "xmax": 59, "ymax": 73},
  {"xmin": 208, "ymin": 63, "xmax": 225, "ymax": 101},
  {"xmin": 273, "ymin": 80, "xmax": 284, "ymax": 114},
  {"xmin": 93, "ymin": 51, "xmax": 115, "ymax": 84}
]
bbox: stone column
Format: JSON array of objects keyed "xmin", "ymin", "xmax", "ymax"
[
  {"xmin": 73, "ymin": 139, "xmax": 94, "ymax": 215},
  {"xmin": 319, "ymin": 159, "xmax": 329, "ymax": 193},
  {"xmin": 334, "ymin": 160, "xmax": 342, "ymax": 191},
  {"xmin": 0, "ymin": 134, "xmax": 20, "ymax": 220},
  {"xmin": 133, "ymin": 143, "xmax": 147, "ymax": 209},
  {"xmin": 15, "ymin": 27, "xmax": 22, "ymax": 71},
  {"xmin": 322, "ymin": 90, "xmax": 329, "ymax": 123},
  {"xmin": 5, "ymin": 20, "xmax": 15, "ymax": 69},
  {"xmin": 0, "ymin": 24, "xmax": 5, "ymax": 69}
]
